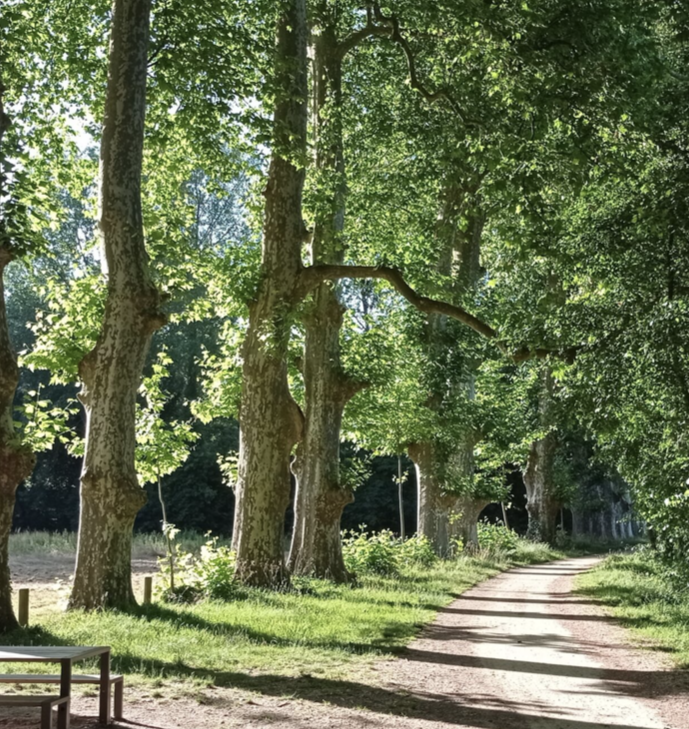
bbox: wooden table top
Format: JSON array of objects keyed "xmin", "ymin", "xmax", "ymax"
[{"xmin": 0, "ymin": 646, "xmax": 110, "ymax": 662}]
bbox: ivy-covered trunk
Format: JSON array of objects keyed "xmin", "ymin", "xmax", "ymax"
[
  {"xmin": 287, "ymin": 10, "xmax": 362, "ymax": 581},
  {"xmin": 523, "ymin": 369, "xmax": 559, "ymax": 544},
  {"xmin": 0, "ymin": 86, "xmax": 36, "ymax": 631},
  {"xmin": 232, "ymin": 0, "xmax": 307, "ymax": 587},
  {"xmin": 69, "ymin": 0, "xmax": 164, "ymax": 610}
]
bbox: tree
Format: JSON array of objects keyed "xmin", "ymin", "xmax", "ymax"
[
  {"xmin": 288, "ymin": 2, "xmax": 381, "ymax": 582},
  {"xmin": 231, "ymin": 0, "xmax": 309, "ymax": 586},
  {"xmin": 69, "ymin": 0, "xmax": 166, "ymax": 610},
  {"xmin": 0, "ymin": 84, "xmax": 35, "ymax": 626}
]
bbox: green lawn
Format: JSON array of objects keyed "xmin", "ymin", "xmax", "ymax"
[
  {"xmin": 3, "ymin": 539, "xmax": 561, "ymax": 695},
  {"xmin": 575, "ymin": 550, "xmax": 689, "ymax": 668}
]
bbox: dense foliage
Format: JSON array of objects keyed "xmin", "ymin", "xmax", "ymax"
[{"xmin": 2, "ymin": 0, "xmax": 689, "ymax": 613}]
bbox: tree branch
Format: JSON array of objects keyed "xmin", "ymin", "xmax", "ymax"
[
  {"xmin": 371, "ymin": 3, "xmax": 473, "ymax": 126},
  {"xmin": 337, "ymin": 21, "xmax": 391, "ymax": 60},
  {"xmin": 299, "ymin": 263, "xmax": 563, "ymax": 362}
]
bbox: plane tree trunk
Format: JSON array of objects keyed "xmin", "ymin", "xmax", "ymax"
[
  {"xmin": 287, "ymin": 7, "xmax": 367, "ymax": 582},
  {"xmin": 523, "ymin": 369, "xmax": 560, "ymax": 545},
  {"xmin": 0, "ymin": 83, "xmax": 36, "ymax": 631},
  {"xmin": 232, "ymin": 0, "xmax": 308, "ymax": 587},
  {"xmin": 410, "ymin": 177, "xmax": 487, "ymax": 555},
  {"xmin": 409, "ymin": 441, "xmax": 453, "ymax": 556},
  {"xmin": 0, "ymin": 250, "xmax": 35, "ymax": 631},
  {"xmin": 69, "ymin": 0, "xmax": 165, "ymax": 610},
  {"xmin": 450, "ymin": 494, "xmax": 489, "ymax": 551}
]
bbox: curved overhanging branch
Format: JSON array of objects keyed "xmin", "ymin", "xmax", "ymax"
[
  {"xmin": 371, "ymin": 3, "xmax": 478, "ymax": 127},
  {"xmin": 337, "ymin": 17, "xmax": 391, "ymax": 60},
  {"xmin": 299, "ymin": 263, "xmax": 567, "ymax": 363}
]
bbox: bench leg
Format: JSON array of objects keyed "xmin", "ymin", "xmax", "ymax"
[
  {"xmin": 41, "ymin": 702, "xmax": 52, "ymax": 729},
  {"xmin": 99, "ymin": 650, "xmax": 111, "ymax": 725},
  {"xmin": 59, "ymin": 660, "xmax": 72, "ymax": 729},
  {"xmin": 114, "ymin": 679, "xmax": 123, "ymax": 720}
]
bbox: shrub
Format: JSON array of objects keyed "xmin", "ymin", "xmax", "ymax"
[
  {"xmin": 342, "ymin": 528, "xmax": 399, "ymax": 576},
  {"xmin": 477, "ymin": 520, "xmax": 519, "ymax": 553},
  {"xmin": 341, "ymin": 529, "xmax": 438, "ymax": 576},
  {"xmin": 159, "ymin": 535, "xmax": 241, "ymax": 602},
  {"xmin": 396, "ymin": 534, "xmax": 437, "ymax": 568}
]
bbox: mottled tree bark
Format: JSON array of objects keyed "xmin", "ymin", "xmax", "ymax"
[
  {"xmin": 232, "ymin": 0, "xmax": 308, "ymax": 587},
  {"xmin": 69, "ymin": 0, "xmax": 164, "ymax": 610},
  {"xmin": 0, "ymin": 84, "xmax": 35, "ymax": 631},
  {"xmin": 287, "ymin": 7, "xmax": 364, "ymax": 581},
  {"xmin": 523, "ymin": 370, "xmax": 560, "ymax": 545}
]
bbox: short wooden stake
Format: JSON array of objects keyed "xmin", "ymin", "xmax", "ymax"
[
  {"xmin": 143, "ymin": 576, "xmax": 153, "ymax": 605},
  {"xmin": 18, "ymin": 588, "xmax": 29, "ymax": 627}
]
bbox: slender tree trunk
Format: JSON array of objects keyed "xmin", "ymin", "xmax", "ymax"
[
  {"xmin": 523, "ymin": 366, "xmax": 560, "ymax": 546},
  {"xmin": 0, "ymin": 85, "xmax": 36, "ymax": 631},
  {"xmin": 157, "ymin": 470, "xmax": 174, "ymax": 590},
  {"xmin": 523, "ymin": 434, "xmax": 560, "ymax": 544},
  {"xmin": 69, "ymin": 0, "xmax": 164, "ymax": 610},
  {"xmin": 501, "ymin": 502, "xmax": 510, "ymax": 529},
  {"xmin": 411, "ymin": 177, "xmax": 488, "ymax": 554},
  {"xmin": 397, "ymin": 455, "xmax": 406, "ymax": 540},
  {"xmin": 287, "ymin": 10, "xmax": 364, "ymax": 581},
  {"xmin": 0, "ymin": 253, "xmax": 34, "ymax": 631},
  {"xmin": 232, "ymin": 0, "xmax": 308, "ymax": 587}
]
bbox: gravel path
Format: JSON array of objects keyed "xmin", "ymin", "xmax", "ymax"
[{"xmin": 3, "ymin": 556, "xmax": 687, "ymax": 728}]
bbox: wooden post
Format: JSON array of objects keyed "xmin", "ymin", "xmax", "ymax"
[
  {"xmin": 143, "ymin": 576, "xmax": 152, "ymax": 605},
  {"xmin": 17, "ymin": 588, "xmax": 29, "ymax": 627}
]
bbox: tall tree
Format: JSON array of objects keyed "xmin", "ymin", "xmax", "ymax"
[
  {"xmin": 0, "ymin": 84, "xmax": 35, "ymax": 631},
  {"xmin": 69, "ymin": 0, "xmax": 165, "ymax": 610},
  {"xmin": 232, "ymin": 0, "xmax": 308, "ymax": 586},
  {"xmin": 408, "ymin": 175, "xmax": 490, "ymax": 554},
  {"xmin": 288, "ymin": 3, "xmax": 383, "ymax": 582},
  {"xmin": 522, "ymin": 367, "xmax": 560, "ymax": 543}
]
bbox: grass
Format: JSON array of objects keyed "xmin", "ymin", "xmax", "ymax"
[
  {"xmin": 3, "ymin": 535, "xmax": 562, "ymax": 696},
  {"xmin": 575, "ymin": 548, "xmax": 689, "ymax": 668},
  {"xmin": 8, "ymin": 529, "xmax": 216, "ymax": 558}
]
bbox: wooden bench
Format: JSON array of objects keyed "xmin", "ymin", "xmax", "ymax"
[
  {"xmin": 0, "ymin": 693, "xmax": 70, "ymax": 729},
  {"xmin": 0, "ymin": 673, "xmax": 123, "ymax": 719}
]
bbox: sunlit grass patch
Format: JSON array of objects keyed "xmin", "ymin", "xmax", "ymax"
[
  {"xmin": 2, "ymin": 537, "xmax": 564, "ymax": 695},
  {"xmin": 575, "ymin": 549, "xmax": 689, "ymax": 668}
]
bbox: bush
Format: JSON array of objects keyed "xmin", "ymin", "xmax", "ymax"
[
  {"xmin": 341, "ymin": 528, "xmax": 438, "ymax": 576},
  {"xmin": 342, "ymin": 528, "xmax": 399, "ymax": 576},
  {"xmin": 477, "ymin": 520, "xmax": 519, "ymax": 554},
  {"xmin": 159, "ymin": 535, "xmax": 241, "ymax": 602},
  {"xmin": 396, "ymin": 534, "xmax": 437, "ymax": 568}
]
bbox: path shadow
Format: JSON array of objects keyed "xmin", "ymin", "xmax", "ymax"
[
  {"xmin": 438, "ymin": 606, "xmax": 606, "ymax": 621},
  {"xmin": 402, "ymin": 648, "xmax": 688, "ymax": 700},
  {"xmin": 419, "ymin": 624, "xmax": 631, "ymax": 655},
  {"xmin": 68, "ymin": 655, "xmax": 672, "ymax": 729},
  {"xmin": 456, "ymin": 595, "xmax": 599, "ymax": 606}
]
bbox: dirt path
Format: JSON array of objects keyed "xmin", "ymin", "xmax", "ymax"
[{"xmin": 3, "ymin": 557, "xmax": 688, "ymax": 728}]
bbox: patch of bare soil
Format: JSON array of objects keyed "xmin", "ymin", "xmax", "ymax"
[
  {"xmin": 8, "ymin": 552, "xmax": 159, "ymax": 606},
  {"xmin": 2, "ymin": 557, "xmax": 687, "ymax": 729}
]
